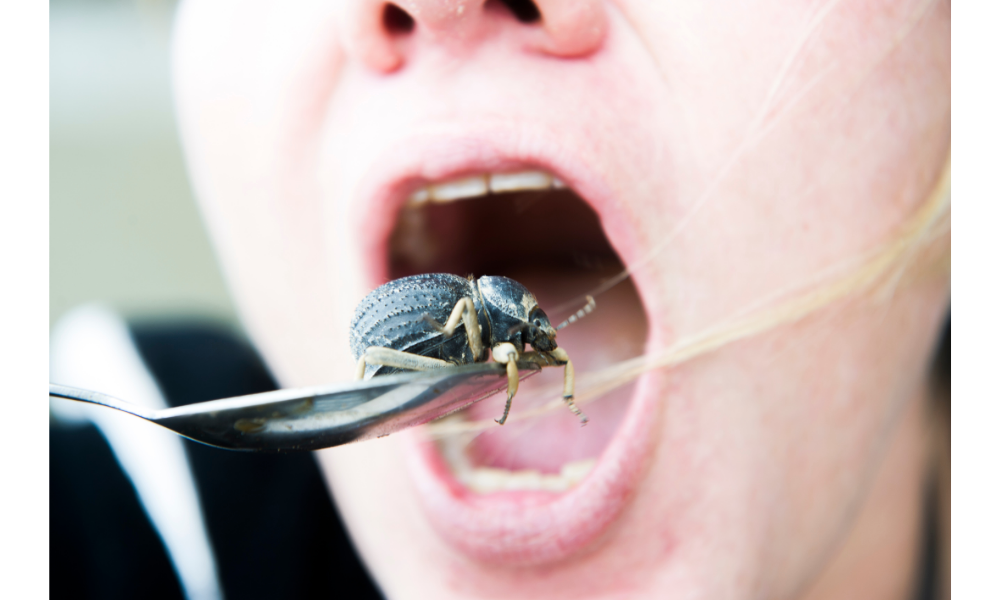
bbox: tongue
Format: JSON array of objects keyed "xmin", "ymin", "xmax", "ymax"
[{"xmin": 461, "ymin": 268, "xmax": 648, "ymax": 474}]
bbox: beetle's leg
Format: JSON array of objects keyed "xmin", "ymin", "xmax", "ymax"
[
  {"xmin": 547, "ymin": 348, "xmax": 588, "ymax": 425},
  {"xmin": 515, "ymin": 350, "xmax": 587, "ymax": 424},
  {"xmin": 518, "ymin": 351, "xmax": 556, "ymax": 366},
  {"xmin": 491, "ymin": 342, "xmax": 520, "ymax": 425},
  {"xmin": 422, "ymin": 297, "xmax": 484, "ymax": 360},
  {"xmin": 355, "ymin": 346, "xmax": 452, "ymax": 379},
  {"xmin": 421, "ymin": 298, "xmax": 467, "ymax": 336}
]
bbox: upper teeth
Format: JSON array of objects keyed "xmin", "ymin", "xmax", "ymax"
[{"xmin": 408, "ymin": 170, "xmax": 567, "ymax": 205}]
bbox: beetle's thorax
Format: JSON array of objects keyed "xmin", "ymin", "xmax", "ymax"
[{"xmin": 476, "ymin": 276, "xmax": 556, "ymax": 353}]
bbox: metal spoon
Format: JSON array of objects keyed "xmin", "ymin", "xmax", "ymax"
[{"xmin": 49, "ymin": 361, "xmax": 541, "ymax": 452}]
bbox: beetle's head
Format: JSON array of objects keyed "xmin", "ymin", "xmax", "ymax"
[{"xmin": 524, "ymin": 307, "xmax": 558, "ymax": 352}]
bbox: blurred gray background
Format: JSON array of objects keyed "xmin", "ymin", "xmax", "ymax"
[{"xmin": 51, "ymin": 0, "xmax": 236, "ymax": 327}]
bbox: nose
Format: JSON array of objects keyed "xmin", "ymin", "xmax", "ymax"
[{"xmin": 342, "ymin": 0, "xmax": 608, "ymax": 73}]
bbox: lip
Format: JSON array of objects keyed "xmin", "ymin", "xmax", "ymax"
[{"xmin": 351, "ymin": 128, "xmax": 664, "ymax": 565}]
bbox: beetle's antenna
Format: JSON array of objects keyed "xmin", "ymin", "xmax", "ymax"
[{"xmin": 555, "ymin": 296, "xmax": 596, "ymax": 330}]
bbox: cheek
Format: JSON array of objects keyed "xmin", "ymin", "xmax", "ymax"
[
  {"xmin": 174, "ymin": 0, "xmax": 352, "ymax": 385},
  {"xmin": 608, "ymin": 274, "xmax": 945, "ymax": 595}
]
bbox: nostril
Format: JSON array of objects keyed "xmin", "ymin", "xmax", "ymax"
[
  {"xmin": 382, "ymin": 3, "xmax": 415, "ymax": 34},
  {"xmin": 494, "ymin": 0, "xmax": 541, "ymax": 24}
]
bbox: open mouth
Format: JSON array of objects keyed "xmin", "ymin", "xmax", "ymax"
[
  {"xmin": 389, "ymin": 170, "xmax": 647, "ymax": 489},
  {"xmin": 372, "ymin": 159, "xmax": 660, "ymax": 564}
]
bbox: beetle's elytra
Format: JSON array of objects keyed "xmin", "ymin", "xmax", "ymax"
[{"xmin": 349, "ymin": 273, "xmax": 587, "ymax": 425}]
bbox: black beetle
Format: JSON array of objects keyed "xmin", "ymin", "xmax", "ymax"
[{"xmin": 349, "ymin": 273, "xmax": 589, "ymax": 425}]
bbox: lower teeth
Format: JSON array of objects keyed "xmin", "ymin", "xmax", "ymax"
[
  {"xmin": 456, "ymin": 459, "xmax": 596, "ymax": 494},
  {"xmin": 437, "ymin": 421, "xmax": 596, "ymax": 494}
]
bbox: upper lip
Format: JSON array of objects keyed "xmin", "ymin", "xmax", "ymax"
[{"xmin": 350, "ymin": 125, "xmax": 662, "ymax": 565}]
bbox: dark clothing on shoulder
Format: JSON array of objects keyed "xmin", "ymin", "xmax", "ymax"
[{"xmin": 50, "ymin": 321, "xmax": 382, "ymax": 600}]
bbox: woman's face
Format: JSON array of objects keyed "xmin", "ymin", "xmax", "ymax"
[{"xmin": 174, "ymin": 0, "xmax": 950, "ymax": 597}]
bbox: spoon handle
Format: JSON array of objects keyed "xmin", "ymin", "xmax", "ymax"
[
  {"xmin": 49, "ymin": 361, "xmax": 541, "ymax": 453},
  {"xmin": 49, "ymin": 384, "xmax": 156, "ymax": 420}
]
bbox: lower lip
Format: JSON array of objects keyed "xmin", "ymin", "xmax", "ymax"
[{"xmin": 401, "ymin": 355, "xmax": 665, "ymax": 565}]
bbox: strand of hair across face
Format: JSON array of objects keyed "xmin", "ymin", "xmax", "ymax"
[
  {"xmin": 426, "ymin": 152, "xmax": 951, "ymax": 437},
  {"xmin": 548, "ymin": 0, "xmax": 941, "ymax": 323}
]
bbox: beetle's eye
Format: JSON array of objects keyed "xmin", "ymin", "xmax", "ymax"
[{"xmin": 533, "ymin": 319, "xmax": 541, "ymax": 327}]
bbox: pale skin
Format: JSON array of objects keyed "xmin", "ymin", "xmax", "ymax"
[{"xmin": 173, "ymin": 0, "xmax": 950, "ymax": 598}]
